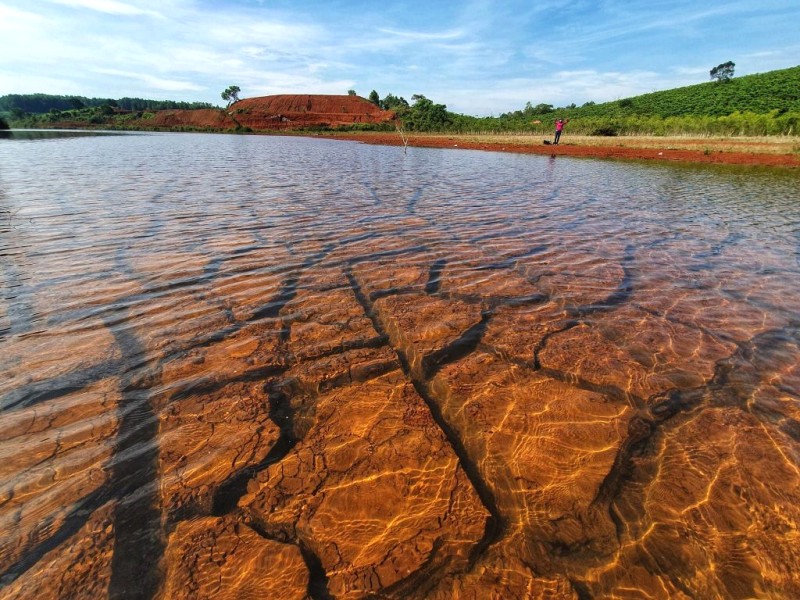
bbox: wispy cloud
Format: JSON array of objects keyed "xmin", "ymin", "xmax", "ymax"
[
  {"xmin": 376, "ymin": 27, "xmax": 465, "ymax": 42},
  {"xmin": 92, "ymin": 67, "xmax": 204, "ymax": 91},
  {"xmin": 43, "ymin": 0, "xmax": 163, "ymax": 18}
]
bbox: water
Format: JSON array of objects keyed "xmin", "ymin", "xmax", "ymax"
[{"xmin": 1, "ymin": 131, "xmax": 799, "ymax": 599}]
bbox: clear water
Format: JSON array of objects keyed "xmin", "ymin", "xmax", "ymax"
[{"xmin": 1, "ymin": 131, "xmax": 799, "ymax": 599}]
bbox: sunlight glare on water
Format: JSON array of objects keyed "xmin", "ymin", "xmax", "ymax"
[{"xmin": 1, "ymin": 131, "xmax": 799, "ymax": 599}]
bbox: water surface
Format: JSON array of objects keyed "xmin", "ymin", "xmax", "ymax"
[{"xmin": 1, "ymin": 132, "xmax": 799, "ymax": 599}]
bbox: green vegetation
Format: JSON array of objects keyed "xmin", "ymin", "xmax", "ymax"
[
  {"xmin": 221, "ymin": 85, "xmax": 241, "ymax": 108},
  {"xmin": 0, "ymin": 115, "xmax": 8, "ymax": 130},
  {"xmin": 6, "ymin": 104, "xmax": 152, "ymax": 128},
  {"xmin": 374, "ymin": 65, "xmax": 800, "ymax": 136},
  {"xmin": 0, "ymin": 93, "xmax": 214, "ymax": 114}
]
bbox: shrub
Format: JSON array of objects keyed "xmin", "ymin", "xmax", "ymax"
[{"xmin": 591, "ymin": 125, "xmax": 619, "ymax": 136}]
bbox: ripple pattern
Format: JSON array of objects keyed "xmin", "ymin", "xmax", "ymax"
[{"xmin": 1, "ymin": 132, "xmax": 799, "ymax": 599}]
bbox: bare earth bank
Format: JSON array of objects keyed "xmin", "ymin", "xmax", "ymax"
[{"xmin": 313, "ymin": 132, "xmax": 800, "ymax": 168}]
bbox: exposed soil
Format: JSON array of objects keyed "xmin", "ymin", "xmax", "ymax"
[
  {"xmin": 148, "ymin": 95, "xmax": 395, "ymax": 131},
  {"xmin": 315, "ymin": 132, "xmax": 800, "ymax": 168}
]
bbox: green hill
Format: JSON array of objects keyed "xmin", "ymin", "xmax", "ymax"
[
  {"xmin": 459, "ymin": 65, "xmax": 800, "ymax": 135},
  {"xmin": 556, "ymin": 65, "xmax": 800, "ymax": 118}
]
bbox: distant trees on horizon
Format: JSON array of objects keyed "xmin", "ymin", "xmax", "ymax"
[{"xmin": 0, "ymin": 93, "xmax": 214, "ymax": 115}]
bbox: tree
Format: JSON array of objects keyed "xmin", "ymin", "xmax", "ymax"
[
  {"xmin": 710, "ymin": 61, "xmax": 735, "ymax": 83},
  {"xmin": 347, "ymin": 89, "xmax": 357, "ymax": 96},
  {"xmin": 368, "ymin": 90, "xmax": 380, "ymax": 106},
  {"xmin": 380, "ymin": 94, "xmax": 409, "ymax": 111},
  {"xmin": 403, "ymin": 94, "xmax": 451, "ymax": 131},
  {"xmin": 221, "ymin": 85, "xmax": 241, "ymax": 107}
]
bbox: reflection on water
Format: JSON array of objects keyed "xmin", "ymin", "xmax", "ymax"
[
  {"xmin": 0, "ymin": 129, "xmax": 135, "ymax": 141},
  {"xmin": 1, "ymin": 132, "xmax": 799, "ymax": 599}
]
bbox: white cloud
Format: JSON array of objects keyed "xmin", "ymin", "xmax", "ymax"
[
  {"xmin": 92, "ymin": 67, "xmax": 204, "ymax": 91},
  {"xmin": 0, "ymin": 71, "xmax": 88, "ymax": 95},
  {"xmin": 376, "ymin": 27, "xmax": 465, "ymax": 42},
  {"xmin": 43, "ymin": 0, "xmax": 163, "ymax": 17}
]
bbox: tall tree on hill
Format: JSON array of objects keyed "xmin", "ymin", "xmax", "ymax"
[
  {"xmin": 221, "ymin": 85, "xmax": 241, "ymax": 107},
  {"xmin": 710, "ymin": 61, "xmax": 735, "ymax": 82},
  {"xmin": 368, "ymin": 90, "xmax": 380, "ymax": 106}
]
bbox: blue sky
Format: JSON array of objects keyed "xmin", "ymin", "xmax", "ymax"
[{"xmin": 1, "ymin": 0, "xmax": 798, "ymax": 115}]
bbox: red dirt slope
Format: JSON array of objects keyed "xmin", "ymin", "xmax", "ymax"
[{"xmin": 145, "ymin": 95, "xmax": 395, "ymax": 131}]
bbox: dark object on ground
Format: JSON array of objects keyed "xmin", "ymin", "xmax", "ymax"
[
  {"xmin": 543, "ymin": 140, "xmax": 552, "ymax": 145},
  {"xmin": 591, "ymin": 126, "xmax": 619, "ymax": 137}
]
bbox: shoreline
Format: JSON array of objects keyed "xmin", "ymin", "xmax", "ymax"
[{"xmin": 310, "ymin": 131, "xmax": 800, "ymax": 168}]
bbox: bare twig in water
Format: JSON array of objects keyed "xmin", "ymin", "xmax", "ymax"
[
  {"xmin": 396, "ymin": 124, "xmax": 409, "ymax": 155},
  {"xmin": 1, "ymin": 207, "xmax": 22, "ymax": 230}
]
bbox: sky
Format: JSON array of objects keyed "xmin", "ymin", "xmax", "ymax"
[{"xmin": 0, "ymin": 0, "xmax": 798, "ymax": 116}]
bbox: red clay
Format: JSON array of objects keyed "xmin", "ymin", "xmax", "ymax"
[
  {"xmin": 316, "ymin": 133, "xmax": 800, "ymax": 168},
  {"xmin": 148, "ymin": 95, "xmax": 395, "ymax": 131}
]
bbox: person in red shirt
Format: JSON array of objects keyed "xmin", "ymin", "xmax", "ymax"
[{"xmin": 554, "ymin": 118, "xmax": 569, "ymax": 145}]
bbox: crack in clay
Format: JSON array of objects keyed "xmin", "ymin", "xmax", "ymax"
[
  {"xmin": 344, "ymin": 267, "xmax": 505, "ymax": 571},
  {"xmin": 424, "ymin": 258, "xmax": 447, "ymax": 295}
]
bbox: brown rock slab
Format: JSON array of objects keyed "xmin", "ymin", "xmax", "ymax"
[
  {"xmin": 517, "ymin": 242, "xmax": 627, "ymax": 308},
  {"xmin": 0, "ymin": 379, "xmax": 119, "ymax": 573},
  {"xmin": 539, "ymin": 306, "xmax": 737, "ymax": 400},
  {"xmin": 286, "ymin": 287, "xmax": 381, "ymax": 360},
  {"xmin": 159, "ymin": 320, "xmax": 286, "ymax": 396},
  {"xmin": 130, "ymin": 290, "xmax": 232, "ymax": 360},
  {"xmin": 437, "ymin": 250, "xmax": 542, "ymax": 301},
  {"xmin": 350, "ymin": 256, "xmax": 433, "ymax": 299},
  {"xmin": 372, "ymin": 293, "xmax": 483, "ymax": 376},
  {"xmin": 482, "ymin": 301, "xmax": 572, "ymax": 363},
  {"xmin": 584, "ymin": 407, "xmax": 800, "ymax": 598},
  {"xmin": 1, "ymin": 501, "xmax": 116, "ymax": 600},
  {"xmin": 0, "ymin": 322, "xmax": 120, "ymax": 402},
  {"xmin": 281, "ymin": 345, "xmax": 400, "ymax": 396},
  {"xmin": 162, "ymin": 516, "xmax": 309, "ymax": 600},
  {"xmin": 430, "ymin": 352, "xmax": 631, "ymax": 562},
  {"xmin": 158, "ymin": 380, "xmax": 280, "ymax": 520},
  {"xmin": 425, "ymin": 543, "xmax": 579, "ymax": 600},
  {"xmin": 241, "ymin": 369, "xmax": 489, "ymax": 598}
]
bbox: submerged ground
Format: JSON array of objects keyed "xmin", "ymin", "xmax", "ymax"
[{"xmin": 1, "ymin": 133, "xmax": 799, "ymax": 599}]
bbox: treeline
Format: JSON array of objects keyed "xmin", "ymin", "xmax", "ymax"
[{"xmin": 0, "ymin": 93, "xmax": 214, "ymax": 114}]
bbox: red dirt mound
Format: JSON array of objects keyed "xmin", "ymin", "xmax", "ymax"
[
  {"xmin": 142, "ymin": 95, "xmax": 396, "ymax": 131},
  {"xmin": 148, "ymin": 109, "xmax": 237, "ymax": 129}
]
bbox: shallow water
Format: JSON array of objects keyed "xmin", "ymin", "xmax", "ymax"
[{"xmin": 1, "ymin": 131, "xmax": 799, "ymax": 599}]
